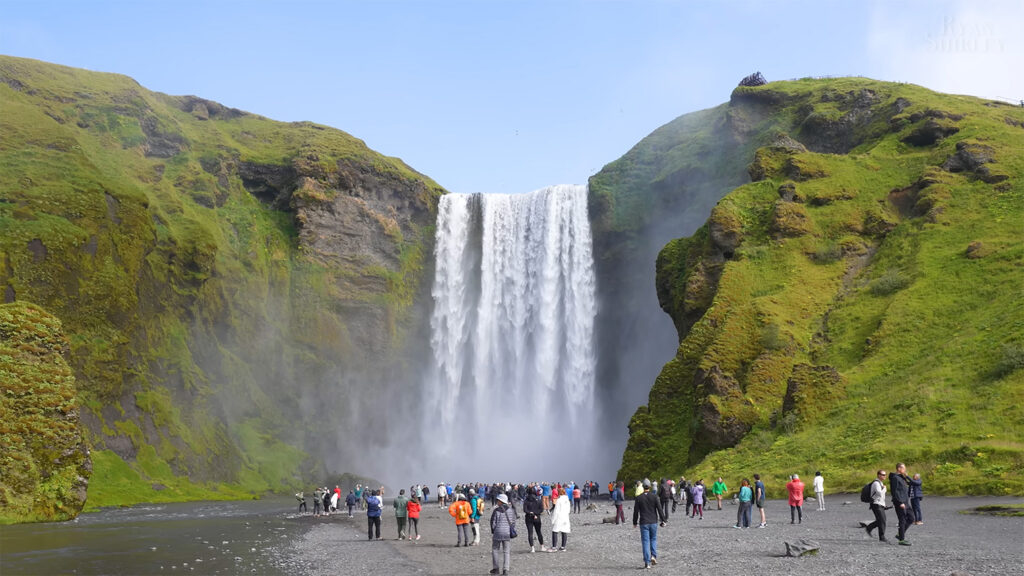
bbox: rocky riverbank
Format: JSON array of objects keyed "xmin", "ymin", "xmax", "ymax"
[{"xmin": 280, "ymin": 496, "xmax": 1023, "ymax": 575}]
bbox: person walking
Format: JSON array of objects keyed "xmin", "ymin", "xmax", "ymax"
[
  {"xmin": 448, "ymin": 493, "xmax": 473, "ymax": 547},
  {"xmin": 658, "ymin": 479, "xmax": 672, "ymax": 525},
  {"xmin": 633, "ymin": 479, "xmax": 666, "ymax": 569},
  {"xmin": 613, "ymin": 481, "xmax": 626, "ymax": 524},
  {"xmin": 711, "ymin": 477, "xmax": 728, "ymax": 510},
  {"xmin": 735, "ymin": 479, "xmax": 753, "ymax": 528},
  {"xmin": 582, "ymin": 482, "xmax": 591, "ymax": 509},
  {"xmin": 393, "ymin": 489, "xmax": 409, "ymax": 540},
  {"xmin": 345, "ymin": 490, "xmax": 357, "ymax": 517},
  {"xmin": 523, "ymin": 486, "xmax": 546, "ymax": 552},
  {"xmin": 366, "ymin": 490, "xmax": 383, "ymax": 540},
  {"xmin": 296, "ymin": 491, "xmax": 307, "ymax": 514},
  {"xmin": 890, "ymin": 463, "xmax": 913, "ymax": 546},
  {"xmin": 572, "ymin": 485, "xmax": 582, "ymax": 514},
  {"xmin": 407, "ymin": 495, "xmax": 422, "ymax": 540},
  {"xmin": 355, "ymin": 484, "xmax": 364, "ymax": 510},
  {"xmin": 786, "ymin": 474, "xmax": 805, "ymax": 524},
  {"xmin": 541, "ymin": 482, "xmax": 552, "ymax": 513},
  {"xmin": 865, "ymin": 470, "xmax": 889, "ymax": 543},
  {"xmin": 909, "ymin": 473, "xmax": 924, "ymax": 525},
  {"xmin": 813, "ymin": 471, "xmax": 826, "ymax": 511},
  {"xmin": 489, "ymin": 493, "xmax": 516, "ymax": 575},
  {"xmin": 549, "ymin": 490, "xmax": 571, "ymax": 551},
  {"xmin": 690, "ymin": 480, "xmax": 705, "ymax": 519},
  {"xmin": 754, "ymin": 474, "xmax": 767, "ymax": 527}
]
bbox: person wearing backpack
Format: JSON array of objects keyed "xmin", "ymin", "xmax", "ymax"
[
  {"xmin": 613, "ymin": 481, "xmax": 626, "ymax": 524},
  {"xmin": 366, "ymin": 490, "xmax": 383, "ymax": 540},
  {"xmin": 470, "ymin": 489, "xmax": 485, "ymax": 546},
  {"xmin": 523, "ymin": 486, "xmax": 546, "ymax": 552},
  {"xmin": 448, "ymin": 493, "xmax": 473, "ymax": 547},
  {"xmin": 489, "ymin": 493, "xmax": 517, "ymax": 575},
  {"xmin": 864, "ymin": 470, "xmax": 889, "ymax": 543}
]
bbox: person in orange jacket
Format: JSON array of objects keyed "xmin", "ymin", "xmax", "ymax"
[{"xmin": 448, "ymin": 493, "xmax": 473, "ymax": 547}]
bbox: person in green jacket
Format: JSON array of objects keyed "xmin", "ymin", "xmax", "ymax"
[
  {"xmin": 711, "ymin": 477, "xmax": 728, "ymax": 510},
  {"xmin": 394, "ymin": 489, "xmax": 409, "ymax": 540}
]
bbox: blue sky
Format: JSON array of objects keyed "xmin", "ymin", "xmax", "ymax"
[{"xmin": 2, "ymin": 0, "xmax": 1021, "ymax": 194}]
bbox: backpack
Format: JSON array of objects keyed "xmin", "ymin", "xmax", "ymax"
[
  {"xmin": 368, "ymin": 497, "xmax": 381, "ymax": 513},
  {"xmin": 476, "ymin": 498, "xmax": 485, "ymax": 515},
  {"xmin": 860, "ymin": 481, "xmax": 874, "ymax": 503},
  {"xmin": 456, "ymin": 503, "xmax": 469, "ymax": 521}
]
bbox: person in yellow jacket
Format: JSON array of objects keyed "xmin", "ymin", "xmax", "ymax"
[{"xmin": 448, "ymin": 493, "xmax": 473, "ymax": 547}]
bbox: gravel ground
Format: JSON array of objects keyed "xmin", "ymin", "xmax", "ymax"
[{"xmin": 282, "ymin": 496, "xmax": 1023, "ymax": 576}]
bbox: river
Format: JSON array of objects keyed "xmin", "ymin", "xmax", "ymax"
[{"xmin": 0, "ymin": 496, "xmax": 310, "ymax": 575}]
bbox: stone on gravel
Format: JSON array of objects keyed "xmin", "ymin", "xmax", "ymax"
[{"xmin": 785, "ymin": 539, "xmax": 821, "ymax": 557}]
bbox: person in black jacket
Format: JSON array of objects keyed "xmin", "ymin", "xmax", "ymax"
[
  {"xmin": 890, "ymin": 462, "xmax": 913, "ymax": 546},
  {"xmin": 523, "ymin": 487, "xmax": 546, "ymax": 552},
  {"xmin": 657, "ymin": 478, "xmax": 672, "ymax": 525},
  {"xmin": 633, "ymin": 479, "xmax": 667, "ymax": 569}
]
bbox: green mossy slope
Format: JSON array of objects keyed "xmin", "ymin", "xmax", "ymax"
[
  {"xmin": 0, "ymin": 56, "xmax": 444, "ymax": 515},
  {"xmin": 0, "ymin": 302, "xmax": 90, "ymax": 523},
  {"xmin": 618, "ymin": 78, "xmax": 1024, "ymax": 496}
]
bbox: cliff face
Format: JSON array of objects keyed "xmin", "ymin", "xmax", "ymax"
[
  {"xmin": 0, "ymin": 56, "xmax": 443, "ymax": 516},
  {"xmin": 615, "ymin": 78, "xmax": 1024, "ymax": 495}
]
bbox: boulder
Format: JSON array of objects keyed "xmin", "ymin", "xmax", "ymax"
[
  {"xmin": 785, "ymin": 539, "xmax": 821, "ymax": 557},
  {"xmin": 965, "ymin": 241, "xmax": 990, "ymax": 259}
]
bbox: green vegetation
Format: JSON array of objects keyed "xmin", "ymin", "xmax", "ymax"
[
  {"xmin": 0, "ymin": 56, "xmax": 444, "ymax": 517},
  {"xmin": 616, "ymin": 78, "xmax": 1024, "ymax": 497},
  {"xmin": 0, "ymin": 302, "xmax": 90, "ymax": 523}
]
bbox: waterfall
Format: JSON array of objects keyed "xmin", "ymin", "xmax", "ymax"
[{"xmin": 427, "ymin": 184, "xmax": 597, "ymax": 480}]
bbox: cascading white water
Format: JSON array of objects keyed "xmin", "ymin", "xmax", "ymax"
[{"xmin": 427, "ymin": 184, "xmax": 597, "ymax": 481}]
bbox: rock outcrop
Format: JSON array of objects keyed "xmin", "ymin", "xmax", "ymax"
[{"xmin": 0, "ymin": 302, "xmax": 91, "ymax": 523}]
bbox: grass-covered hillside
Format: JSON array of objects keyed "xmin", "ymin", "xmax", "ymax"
[
  {"xmin": 0, "ymin": 56, "xmax": 444, "ymax": 520},
  {"xmin": 617, "ymin": 78, "xmax": 1024, "ymax": 496}
]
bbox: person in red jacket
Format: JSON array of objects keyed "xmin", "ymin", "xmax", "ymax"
[
  {"xmin": 407, "ymin": 496, "xmax": 422, "ymax": 540},
  {"xmin": 786, "ymin": 474, "xmax": 805, "ymax": 524}
]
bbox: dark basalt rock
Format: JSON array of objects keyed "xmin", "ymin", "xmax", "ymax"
[
  {"xmin": 902, "ymin": 119, "xmax": 960, "ymax": 146},
  {"xmin": 942, "ymin": 141, "xmax": 1007, "ymax": 183}
]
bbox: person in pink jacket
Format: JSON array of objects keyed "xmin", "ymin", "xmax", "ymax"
[{"xmin": 786, "ymin": 474, "xmax": 805, "ymax": 524}]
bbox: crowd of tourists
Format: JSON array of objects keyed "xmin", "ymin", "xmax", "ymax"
[{"xmin": 294, "ymin": 466, "xmax": 925, "ymax": 572}]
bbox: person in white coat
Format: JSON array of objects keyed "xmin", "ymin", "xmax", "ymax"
[
  {"xmin": 813, "ymin": 471, "xmax": 825, "ymax": 511},
  {"xmin": 548, "ymin": 492, "xmax": 571, "ymax": 551}
]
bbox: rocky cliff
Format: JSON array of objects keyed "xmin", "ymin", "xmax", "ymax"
[
  {"xmin": 610, "ymin": 78, "xmax": 1023, "ymax": 495},
  {"xmin": 0, "ymin": 56, "xmax": 443, "ymax": 519}
]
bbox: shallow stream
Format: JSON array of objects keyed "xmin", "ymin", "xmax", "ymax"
[{"xmin": 1, "ymin": 496, "xmax": 309, "ymax": 575}]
